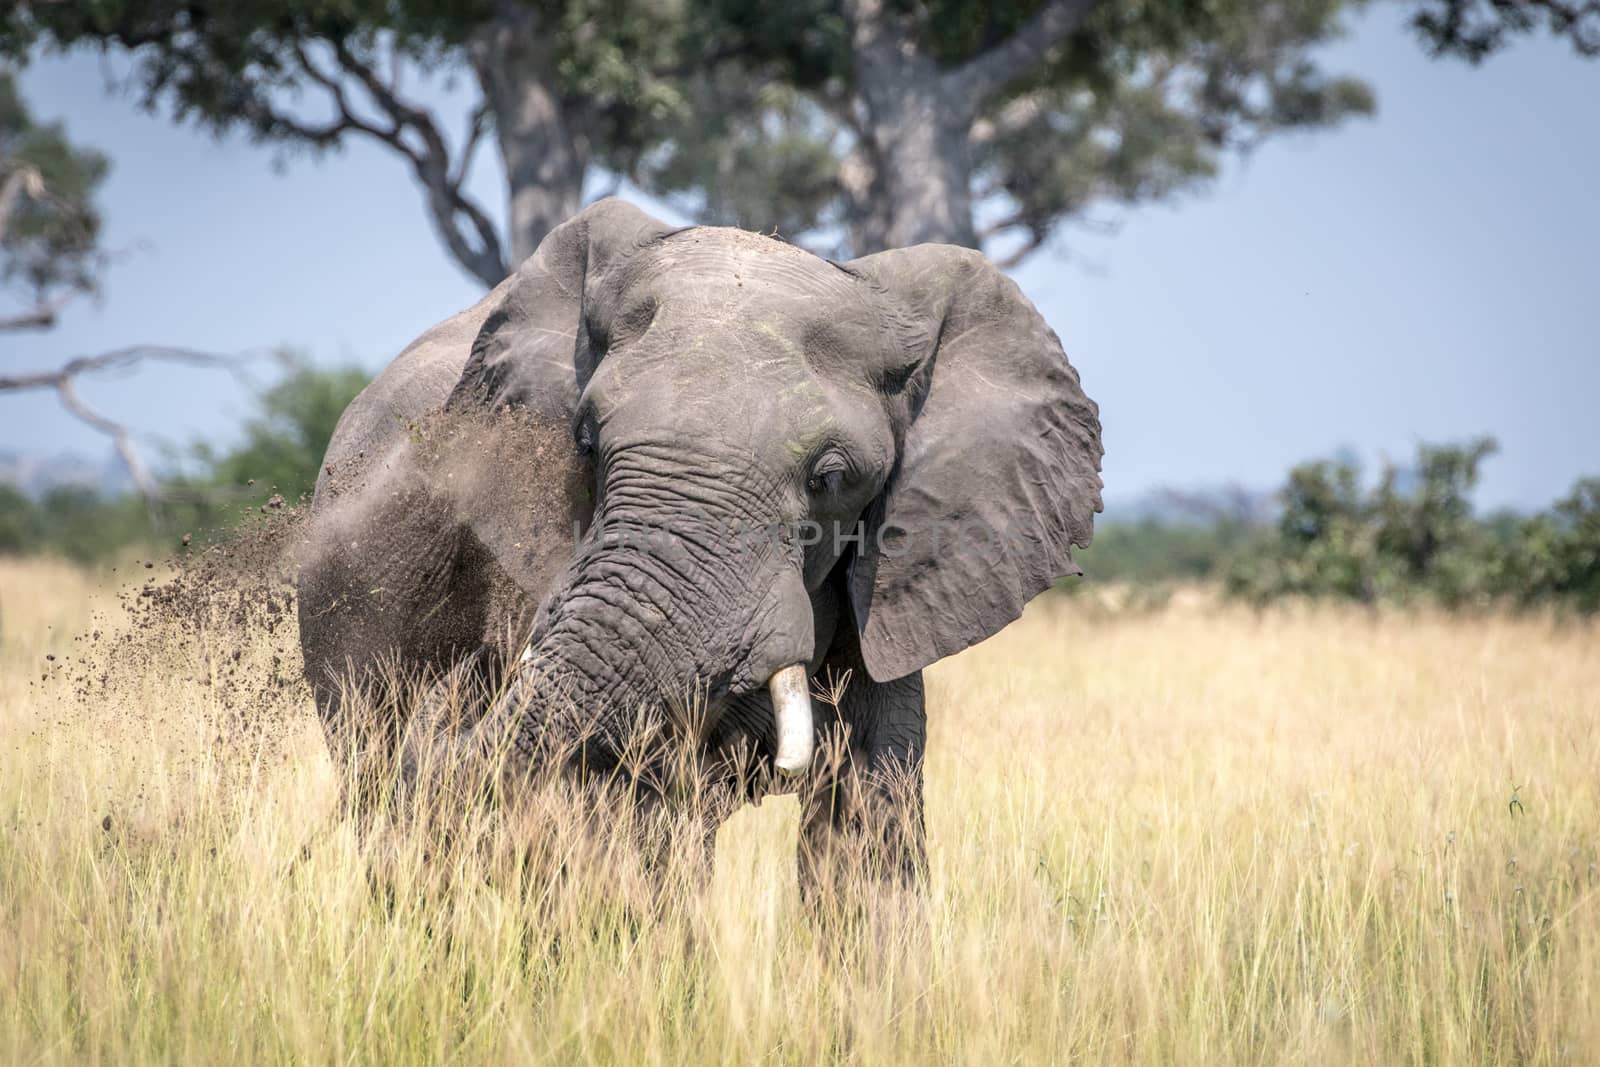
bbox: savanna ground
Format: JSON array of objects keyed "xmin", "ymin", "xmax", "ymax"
[{"xmin": 1, "ymin": 555, "xmax": 1596, "ymax": 1065}]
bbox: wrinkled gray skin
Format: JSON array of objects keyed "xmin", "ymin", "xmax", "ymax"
[{"xmin": 297, "ymin": 199, "xmax": 1102, "ymax": 893}]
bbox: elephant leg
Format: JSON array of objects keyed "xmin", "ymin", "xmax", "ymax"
[{"xmin": 796, "ymin": 669, "xmax": 927, "ymax": 908}]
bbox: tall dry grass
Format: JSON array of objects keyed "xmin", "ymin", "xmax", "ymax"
[{"xmin": 1, "ymin": 557, "xmax": 1597, "ymax": 1064}]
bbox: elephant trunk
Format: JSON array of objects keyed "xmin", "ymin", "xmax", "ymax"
[{"xmin": 411, "ymin": 511, "xmax": 817, "ymax": 793}]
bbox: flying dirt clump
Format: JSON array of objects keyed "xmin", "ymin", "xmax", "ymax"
[
  {"xmin": 60, "ymin": 501, "xmax": 315, "ymax": 775},
  {"xmin": 62, "ymin": 407, "xmax": 589, "ymax": 789}
]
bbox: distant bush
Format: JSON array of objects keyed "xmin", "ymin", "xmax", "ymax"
[
  {"xmin": 1224, "ymin": 438, "xmax": 1599, "ymax": 613},
  {"xmin": 1, "ymin": 361, "xmax": 370, "ymax": 563},
  {"xmin": 1072, "ymin": 517, "xmax": 1264, "ymax": 586},
  {"xmin": 0, "ymin": 485, "xmax": 165, "ymax": 563},
  {"xmin": 189, "ymin": 362, "xmax": 371, "ymax": 506},
  {"xmin": 1497, "ymin": 478, "xmax": 1600, "ymax": 613}
]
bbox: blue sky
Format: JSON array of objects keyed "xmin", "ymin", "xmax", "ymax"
[{"xmin": 5, "ymin": 7, "xmax": 1597, "ymax": 512}]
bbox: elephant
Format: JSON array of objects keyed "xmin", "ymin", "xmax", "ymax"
[{"xmin": 295, "ymin": 198, "xmax": 1102, "ymax": 894}]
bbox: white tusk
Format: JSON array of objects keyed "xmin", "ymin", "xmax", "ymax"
[{"xmin": 768, "ymin": 664, "xmax": 815, "ymax": 777}]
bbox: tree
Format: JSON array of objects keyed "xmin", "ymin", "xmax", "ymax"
[
  {"xmin": 0, "ymin": 68, "xmax": 109, "ymax": 330},
  {"xmin": 1410, "ymin": 0, "xmax": 1600, "ymax": 60},
  {"xmin": 5, "ymin": 0, "xmax": 1376, "ymax": 278},
  {"xmin": 1370, "ymin": 437, "xmax": 1498, "ymax": 586},
  {"xmin": 1501, "ymin": 477, "xmax": 1600, "ymax": 612},
  {"xmin": 1, "ymin": 1, "xmax": 712, "ymax": 287},
  {"xmin": 9, "ymin": 1, "xmax": 1596, "ymax": 284},
  {"xmin": 0, "ymin": 70, "xmax": 256, "ymax": 498},
  {"xmin": 653, "ymin": 0, "xmax": 1375, "ymax": 261},
  {"xmin": 0, "ymin": 344, "xmax": 260, "ymax": 499},
  {"xmin": 1226, "ymin": 437, "xmax": 1526, "ymax": 609}
]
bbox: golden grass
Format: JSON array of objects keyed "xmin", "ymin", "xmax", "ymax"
[{"xmin": 2, "ymin": 556, "xmax": 1597, "ymax": 1064}]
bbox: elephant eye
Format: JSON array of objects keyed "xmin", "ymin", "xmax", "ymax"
[{"xmin": 806, "ymin": 454, "xmax": 848, "ymax": 497}]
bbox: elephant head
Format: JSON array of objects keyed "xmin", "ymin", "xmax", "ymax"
[{"xmin": 425, "ymin": 198, "xmax": 1101, "ymax": 786}]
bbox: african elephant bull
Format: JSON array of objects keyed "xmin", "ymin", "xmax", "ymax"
[{"xmin": 296, "ymin": 198, "xmax": 1101, "ymax": 890}]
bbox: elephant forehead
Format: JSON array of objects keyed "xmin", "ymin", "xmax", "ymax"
[
  {"xmin": 641, "ymin": 231, "xmax": 872, "ymax": 315},
  {"xmin": 605, "ymin": 260, "xmax": 871, "ymax": 402},
  {"xmin": 637, "ymin": 279, "xmax": 882, "ymax": 390},
  {"xmin": 600, "ymin": 340, "xmax": 832, "ymax": 432},
  {"xmin": 599, "ymin": 229, "xmax": 898, "ymax": 379},
  {"xmin": 590, "ymin": 341, "xmax": 854, "ymax": 471},
  {"xmin": 586, "ymin": 230, "xmax": 891, "ymax": 456}
]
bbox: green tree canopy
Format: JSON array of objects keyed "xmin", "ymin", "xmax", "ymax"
[
  {"xmin": 190, "ymin": 361, "xmax": 371, "ymax": 505},
  {"xmin": 1225, "ymin": 437, "xmax": 1600, "ymax": 613},
  {"xmin": 4, "ymin": 0, "xmax": 1377, "ymax": 276},
  {"xmin": 649, "ymin": 0, "xmax": 1375, "ymax": 262},
  {"xmin": 1, "ymin": 0, "xmax": 717, "ymax": 285},
  {"xmin": 1410, "ymin": 0, "xmax": 1600, "ymax": 60}
]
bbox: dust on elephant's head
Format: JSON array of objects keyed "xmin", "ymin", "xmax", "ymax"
[{"xmin": 446, "ymin": 198, "xmax": 1102, "ymax": 695}]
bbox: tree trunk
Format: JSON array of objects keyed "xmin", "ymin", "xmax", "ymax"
[
  {"xmin": 845, "ymin": 13, "xmax": 979, "ymax": 254},
  {"xmin": 470, "ymin": 8, "xmax": 590, "ymax": 269}
]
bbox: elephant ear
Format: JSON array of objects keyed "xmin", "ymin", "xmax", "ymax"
[
  {"xmin": 845, "ymin": 245, "xmax": 1103, "ymax": 682},
  {"xmin": 446, "ymin": 198, "xmax": 673, "ymax": 419}
]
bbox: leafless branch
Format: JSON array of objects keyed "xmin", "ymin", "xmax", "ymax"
[
  {"xmin": 949, "ymin": 0, "xmax": 1103, "ymax": 104},
  {"xmin": 43, "ymin": 15, "xmax": 505, "ymax": 284},
  {"xmin": 976, "ymin": 211, "xmax": 1030, "ymax": 244},
  {"xmin": 244, "ymin": 40, "xmax": 506, "ymax": 286},
  {"xmin": 0, "ymin": 293, "xmax": 72, "ymax": 333},
  {"xmin": 0, "ymin": 345, "xmax": 260, "ymax": 500},
  {"xmin": 327, "ymin": 40, "xmax": 507, "ymax": 285}
]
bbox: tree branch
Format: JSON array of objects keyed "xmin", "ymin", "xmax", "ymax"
[
  {"xmin": 331, "ymin": 40, "xmax": 508, "ymax": 286},
  {"xmin": 949, "ymin": 0, "xmax": 1103, "ymax": 104},
  {"xmin": 452, "ymin": 101, "xmax": 492, "ymax": 190},
  {"xmin": 976, "ymin": 211, "xmax": 1030, "ymax": 243},
  {"xmin": 976, "ymin": 210, "xmax": 1046, "ymax": 268},
  {"xmin": 244, "ymin": 40, "xmax": 507, "ymax": 286},
  {"xmin": 0, "ymin": 346, "xmax": 257, "ymax": 500},
  {"xmin": 0, "ymin": 293, "xmax": 71, "ymax": 332},
  {"xmin": 1414, "ymin": 0, "xmax": 1600, "ymax": 60}
]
